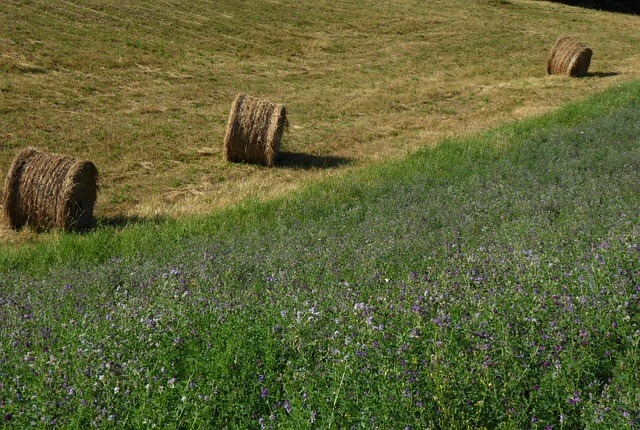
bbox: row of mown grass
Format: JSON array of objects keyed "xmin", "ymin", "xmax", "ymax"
[
  {"xmin": 3, "ymin": 0, "xmax": 640, "ymax": 220},
  {"xmin": 0, "ymin": 81, "xmax": 639, "ymax": 429}
]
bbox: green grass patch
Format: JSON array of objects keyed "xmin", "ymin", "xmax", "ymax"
[
  {"xmin": 0, "ymin": 81, "xmax": 639, "ymax": 429},
  {"xmin": 2, "ymin": 80, "xmax": 639, "ymax": 272}
]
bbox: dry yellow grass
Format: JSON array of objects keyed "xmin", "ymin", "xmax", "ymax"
[{"xmin": 1, "ymin": 0, "xmax": 639, "ymax": 229}]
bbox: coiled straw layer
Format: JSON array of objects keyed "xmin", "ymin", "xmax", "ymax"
[
  {"xmin": 3, "ymin": 147, "xmax": 98, "ymax": 231},
  {"xmin": 223, "ymin": 93, "xmax": 287, "ymax": 167},
  {"xmin": 546, "ymin": 37, "xmax": 592, "ymax": 77}
]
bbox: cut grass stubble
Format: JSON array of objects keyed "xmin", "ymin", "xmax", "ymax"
[{"xmin": 1, "ymin": 0, "xmax": 639, "ymax": 229}]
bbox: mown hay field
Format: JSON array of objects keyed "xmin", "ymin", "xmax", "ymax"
[{"xmin": 1, "ymin": 0, "xmax": 640, "ymax": 225}]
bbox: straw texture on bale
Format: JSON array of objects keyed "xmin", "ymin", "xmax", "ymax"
[
  {"xmin": 546, "ymin": 37, "xmax": 592, "ymax": 77},
  {"xmin": 223, "ymin": 93, "xmax": 287, "ymax": 167},
  {"xmin": 3, "ymin": 147, "xmax": 98, "ymax": 232}
]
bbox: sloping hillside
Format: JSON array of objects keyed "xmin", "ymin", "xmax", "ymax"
[{"xmin": 1, "ymin": 0, "xmax": 639, "ymax": 222}]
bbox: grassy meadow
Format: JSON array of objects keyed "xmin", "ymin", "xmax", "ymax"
[
  {"xmin": 1, "ymin": 0, "xmax": 640, "ymax": 429},
  {"xmin": 2, "ymin": 0, "xmax": 640, "ymax": 226},
  {"xmin": 1, "ymin": 77, "xmax": 640, "ymax": 428}
]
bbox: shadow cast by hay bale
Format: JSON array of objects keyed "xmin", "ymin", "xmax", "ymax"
[
  {"xmin": 97, "ymin": 214, "xmax": 171, "ymax": 229},
  {"xmin": 586, "ymin": 71, "xmax": 621, "ymax": 78},
  {"xmin": 276, "ymin": 152, "xmax": 352, "ymax": 170}
]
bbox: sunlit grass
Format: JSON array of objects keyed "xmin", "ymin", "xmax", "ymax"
[
  {"xmin": 1, "ymin": 0, "xmax": 640, "ymax": 224},
  {"xmin": 1, "ymin": 80, "xmax": 639, "ymax": 428}
]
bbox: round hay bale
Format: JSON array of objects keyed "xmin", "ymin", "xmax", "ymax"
[
  {"xmin": 223, "ymin": 93, "xmax": 287, "ymax": 167},
  {"xmin": 546, "ymin": 37, "xmax": 592, "ymax": 77},
  {"xmin": 3, "ymin": 147, "xmax": 99, "ymax": 232}
]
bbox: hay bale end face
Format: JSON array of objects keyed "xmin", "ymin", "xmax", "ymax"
[
  {"xmin": 223, "ymin": 93, "xmax": 287, "ymax": 167},
  {"xmin": 546, "ymin": 37, "xmax": 592, "ymax": 77},
  {"xmin": 3, "ymin": 147, "xmax": 99, "ymax": 232}
]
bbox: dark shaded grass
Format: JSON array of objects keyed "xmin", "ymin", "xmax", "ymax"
[
  {"xmin": 0, "ymin": 81, "xmax": 639, "ymax": 428},
  {"xmin": 544, "ymin": 0, "xmax": 640, "ymax": 15}
]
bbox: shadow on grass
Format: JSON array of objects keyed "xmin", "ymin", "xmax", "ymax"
[
  {"xmin": 546, "ymin": 0, "xmax": 640, "ymax": 15},
  {"xmin": 586, "ymin": 71, "xmax": 621, "ymax": 78},
  {"xmin": 277, "ymin": 151, "xmax": 352, "ymax": 170},
  {"xmin": 97, "ymin": 214, "xmax": 172, "ymax": 229}
]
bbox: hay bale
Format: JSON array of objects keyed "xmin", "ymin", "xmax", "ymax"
[
  {"xmin": 223, "ymin": 93, "xmax": 287, "ymax": 167},
  {"xmin": 3, "ymin": 147, "xmax": 98, "ymax": 232},
  {"xmin": 546, "ymin": 37, "xmax": 592, "ymax": 77}
]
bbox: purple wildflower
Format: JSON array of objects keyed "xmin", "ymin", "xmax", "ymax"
[{"xmin": 568, "ymin": 391, "xmax": 581, "ymax": 405}]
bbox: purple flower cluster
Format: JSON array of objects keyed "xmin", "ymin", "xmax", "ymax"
[{"xmin": 0, "ymin": 199, "xmax": 637, "ymax": 430}]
